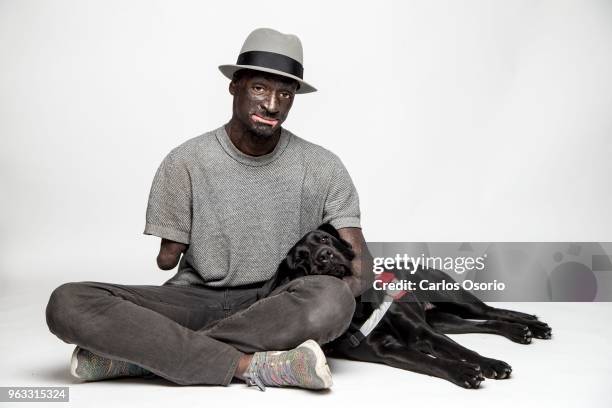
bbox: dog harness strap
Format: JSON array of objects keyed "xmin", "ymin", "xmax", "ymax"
[
  {"xmin": 339, "ymin": 271, "xmax": 411, "ymax": 348},
  {"xmin": 346, "ymin": 331, "xmax": 365, "ymax": 347},
  {"xmin": 358, "ymin": 295, "xmax": 394, "ymax": 338}
]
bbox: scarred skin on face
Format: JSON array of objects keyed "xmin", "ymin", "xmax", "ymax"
[{"xmin": 225, "ymin": 69, "xmax": 299, "ymax": 157}]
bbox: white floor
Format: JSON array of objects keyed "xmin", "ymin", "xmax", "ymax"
[{"xmin": 1, "ymin": 280, "xmax": 611, "ymax": 408}]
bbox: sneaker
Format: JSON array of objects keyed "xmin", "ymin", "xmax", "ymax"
[
  {"xmin": 70, "ymin": 346, "xmax": 153, "ymax": 381},
  {"xmin": 243, "ymin": 339, "xmax": 333, "ymax": 391}
]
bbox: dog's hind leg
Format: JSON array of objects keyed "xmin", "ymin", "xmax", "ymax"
[
  {"xmin": 410, "ymin": 266, "xmax": 546, "ymax": 330},
  {"xmin": 477, "ymin": 307, "xmax": 552, "ymax": 339},
  {"xmin": 431, "ymin": 301, "xmax": 552, "ymax": 340},
  {"xmin": 446, "ymin": 305, "xmax": 552, "ymax": 339},
  {"xmin": 489, "ymin": 308, "xmax": 538, "ymax": 320},
  {"xmin": 426, "ymin": 310, "xmax": 533, "ymax": 344}
]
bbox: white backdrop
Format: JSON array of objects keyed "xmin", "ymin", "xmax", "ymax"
[{"xmin": 1, "ymin": 0, "xmax": 612, "ymax": 286}]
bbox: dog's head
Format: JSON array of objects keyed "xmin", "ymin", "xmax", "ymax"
[{"xmin": 278, "ymin": 223, "xmax": 355, "ymax": 281}]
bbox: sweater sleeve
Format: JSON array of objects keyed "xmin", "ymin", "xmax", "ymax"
[
  {"xmin": 322, "ymin": 155, "xmax": 361, "ymax": 230},
  {"xmin": 143, "ymin": 148, "xmax": 192, "ymax": 244}
]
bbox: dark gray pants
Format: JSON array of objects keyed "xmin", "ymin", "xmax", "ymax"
[{"xmin": 45, "ymin": 275, "xmax": 355, "ymax": 386}]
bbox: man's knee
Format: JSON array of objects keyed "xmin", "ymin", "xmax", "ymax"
[
  {"xmin": 299, "ymin": 275, "xmax": 356, "ymax": 343},
  {"xmin": 45, "ymin": 282, "xmax": 92, "ymax": 340}
]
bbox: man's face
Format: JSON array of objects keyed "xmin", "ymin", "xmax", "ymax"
[{"xmin": 230, "ymin": 70, "xmax": 298, "ymax": 138}]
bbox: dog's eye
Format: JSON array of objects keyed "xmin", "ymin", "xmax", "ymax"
[{"xmin": 320, "ymin": 236, "xmax": 329, "ymax": 244}]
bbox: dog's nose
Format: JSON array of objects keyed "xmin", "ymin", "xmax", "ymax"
[{"xmin": 317, "ymin": 249, "xmax": 333, "ymax": 263}]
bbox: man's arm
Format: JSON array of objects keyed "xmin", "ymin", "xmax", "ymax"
[
  {"xmin": 144, "ymin": 148, "xmax": 192, "ymax": 266},
  {"xmin": 337, "ymin": 227, "xmax": 375, "ymax": 297},
  {"xmin": 157, "ymin": 238, "xmax": 188, "ymax": 270}
]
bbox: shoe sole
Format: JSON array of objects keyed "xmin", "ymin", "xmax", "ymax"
[
  {"xmin": 298, "ymin": 339, "xmax": 333, "ymax": 389},
  {"xmin": 70, "ymin": 347, "xmax": 81, "ymax": 379}
]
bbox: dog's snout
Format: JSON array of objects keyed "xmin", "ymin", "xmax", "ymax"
[{"xmin": 316, "ymin": 248, "xmax": 334, "ymax": 263}]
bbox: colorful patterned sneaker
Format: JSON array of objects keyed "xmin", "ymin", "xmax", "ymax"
[
  {"xmin": 70, "ymin": 346, "xmax": 154, "ymax": 381},
  {"xmin": 243, "ymin": 339, "xmax": 333, "ymax": 391}
]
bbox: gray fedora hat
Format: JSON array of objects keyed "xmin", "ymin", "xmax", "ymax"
[{"xmin": 219, "ymin": 28, "xmax": 317, "ymax": 94}]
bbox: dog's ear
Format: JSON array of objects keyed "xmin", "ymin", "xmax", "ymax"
[
  {"xmin": 284, "ymin": 249, "xmax": 297, "ymax": 271},
  {"xmin": 317, "ymin": 223, "xmax": 341, "ymax": 240},
  {"xmin": 317, "ymin": 222, "xmax": 353, "ymax": 253},
  {"xmin": 274, "ymin": 258, "xmax": 291, "ymax": 284},
  {"xmin": 278, "ymin": 257, "xmax": 306, "ymax": 281}
]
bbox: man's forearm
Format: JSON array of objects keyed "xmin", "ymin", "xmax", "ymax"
[
  {"xmin": 338, "ymin": 227, "xmax": 375, "ymax": 297},
  {"xmin": 157, "ymin": 238, "xmax": 188, "ymax": 270},
  {"xmin": 343, "ymin": 249, "xmax": 375, "ymax": 297}
]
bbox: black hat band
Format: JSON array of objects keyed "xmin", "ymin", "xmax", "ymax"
[{"xmin": 236, "ymin": 50, "xmax": 304, "ymax": 79}]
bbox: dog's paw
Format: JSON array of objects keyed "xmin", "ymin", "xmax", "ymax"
[
  {"xmin": 502, "ymin": 322, "xmax": 533, "ymax": 344},
  {"xmin": 446, "ymin": 361, "xmax": 485, "ymax": 389},
  {"xmin": 491, "ymin": 321, "xmax": 532, "ymax": 344},
  {"xmin": 527, "ymin": 320, "xmax": 552, "ymax": 339},
  {"xmin": 478, "ymin": 357, "xmax": 512, "ymax": 379}
]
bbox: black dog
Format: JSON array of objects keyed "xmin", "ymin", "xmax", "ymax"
[{"xmin": 272, "ymin": 223, "xmax": 552, "ymax": 389}]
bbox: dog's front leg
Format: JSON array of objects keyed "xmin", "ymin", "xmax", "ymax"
[
  {"xmin": 365, "ymin": 331, "xmax": 485, "ymax": 389},
  {"xmin": 389, "ymin": 304, "xmax": 513, "ymax": 380},
  {"xmin": 419, "ymin": 329, "xmax": 513, "ymax": 380}
]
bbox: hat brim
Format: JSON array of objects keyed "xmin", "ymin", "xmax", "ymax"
[{"xmin": 218, "ymin": 64, "xmax": 317, "ymax": 94}]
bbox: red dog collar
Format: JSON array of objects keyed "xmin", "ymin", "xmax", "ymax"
[{"xmin": 375, "ymin": 271, "xmax": 409, "ymax": 300}]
